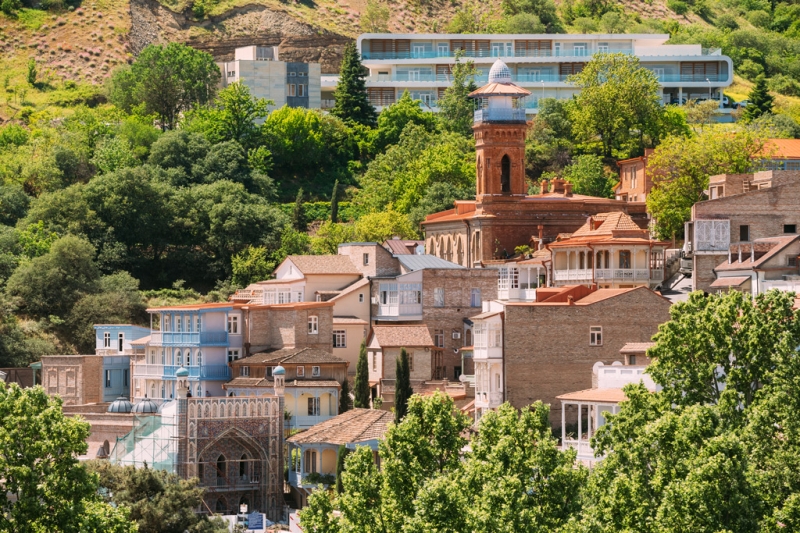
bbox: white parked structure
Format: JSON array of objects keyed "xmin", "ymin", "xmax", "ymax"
[{"xmin": 321, "ymin": 33, "xmax": 733, "ymax": 114}]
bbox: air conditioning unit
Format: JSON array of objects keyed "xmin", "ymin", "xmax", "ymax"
[{"xmin": 452, "ymin": 332, "xmax": 461, "ymax": 339}]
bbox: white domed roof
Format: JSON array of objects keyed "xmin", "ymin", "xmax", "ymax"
[{"xmin": 488, "ymin": 59, "xmax": 512, "ymax": 84}]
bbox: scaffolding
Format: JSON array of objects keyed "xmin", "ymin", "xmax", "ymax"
[{"xmin": 110, "ymin": 401, "xmax": 179, "ymax": 472}]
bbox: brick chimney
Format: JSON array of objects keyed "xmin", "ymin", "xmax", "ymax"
[
  {"xmin": 564, "ymin": 182, "xmax": 573, "ymax": 197},
  {"xmin": 567, "ymin": 295, "xmax": 575, "ymax": 305},
  {"xmin": 540, "ymin": 180, "xmax": 549, "ymax": 194}
]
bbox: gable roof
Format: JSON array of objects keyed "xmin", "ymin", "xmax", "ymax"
[
  {"xmin": 284, "ymin": 255, "xmax": 361, "ymax": 275},
  {"xmin": 384, "ymin": 239, "xmax": 424, "ymax": 255},
  {"xmin": 619, "ymin": 342, "xmax": 656, "ymax": 354},
  {"xmin": 371, "ymin": 326, "xmax": 434, "ymax": 347},
  {"xmin": 287, "ymin": 408, "xmax": 393, "ymax": 445},
  {"xmin": 236, "ymin": 347, "xmax": 348, "ymax": 366},
  {"xmin": 507, "ymin": 285, "xmax": 668, "ymax": 306},
  {"xmin": 714, "ymin": 235, "xmax": 799, "ymax": 272},
  {"xmin": 330, "ymin": 278, "xmax": 370, "ymax": 302},
  {"xmin": 765, "ymin": 139, "xmax": 800, "ymax": 160}
]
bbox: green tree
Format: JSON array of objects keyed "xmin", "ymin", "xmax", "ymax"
[
  {"xmin": 742, "ymin": 75, "xmax": 775, "ymax": 123},
  {"xmin": 335, "ymin": 444, "xmax": 352, "ymax": 494},
  {"xmin": 563, "ymin": 154, "xmax": 615, "ymax": 198},
  {"xmin": 374, "ymin": 91, "xmax": 439, "ymax": 153},
  {"xmin": 394, "ymin": 348, "xmax": 412, "ymax": 423},
  {"xmin": 339, "ymin": 378, "xmax": 352, "ymax": 415},
  {"xmin": 568, "ymin": 53, "xmax": 663, "ymax": 157},
  {"xmin": 337, "ymin": 446, "xmax": 387, "ymax": 533},
  {"xmin": 6, "ymin": 234, "xmax": 100, "ymax": 318},
  {"xmin": 502, "ymin": 12, "xmax": 546, "ymax": 33},
  {"xmin": 26, "ymin": 59, "xmax": 37, "ymax": 86},
  {"xmin": 299, "ymin": 487, "xmax": 339, "ymax": 532},
  {"xmin": 600, "ymin": 11, "xmax": 625, "ymax": 33},
  {"xmin": 311, "ymin": 221, "xmax": 357, "ymax": 255},
  {"xmin": 408, "ymin": 181, "xmax": 473, "ymax": 227},
  {"xmin": 330, "ymin": 180, "xmax": 340, "ymax": 223},
  {"xmin": 232, "ymin": 245, "xmax": 274, "ymax": 286},
  {"xmin": 437, "ymin": 54, "xmax": 479, "ymax": 137},
  {"xmin": 108, "ymin": 43, "xmax": 220, "ymax": 130},
  {"xmin": 147, "ymin": 130, "xmax": 211, "ymax": 180},
  {"xmin": 184, "ymin": 82, "xmax": 271, "ymax": 150},
  {"xmin": 500, "ymin": 0, "xmax": 563, "ymax": 32},
  {"xmin": 0, "ymin": 383, "xmax": 135, "ymax": 533},
  {"xmin": 645, "ymin": 129, "xmax": 767, "ymax": 240},
  {"xmin": 331, "ymin": 43, "xmax": 377, "ymax": 128},
  {"xmin": 353, "ymin": 339, "xmax": 370, "ymax": 408},
  {"xmin": 91, "ymin": 136, "xmax": 139, "ymax": 174},
  {"xmin": 360, "ymin": 0, "xmax": 390, "ymax": 32},
  {"xmin": 293, "ymin": 188, "xmax": 307, "ymax": 231},
  {"xmin": 354, "ymin": 210, "xmax": 417, "ymax": 243}
]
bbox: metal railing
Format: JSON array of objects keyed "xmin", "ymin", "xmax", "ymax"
[
  {"xmin": 361, "ymin": 49, "xmax": 635, "ymax": 60},
  {"xmin": 148, "ymin": 331, "xmax": 228, "ymax": 346},
  {"xmin": 473, "ymin": 108, "xmax": 527, "ymax": 123},
  {"xmin": 554, "ymin": 269, "xmax": 593, "ymax": 281}
]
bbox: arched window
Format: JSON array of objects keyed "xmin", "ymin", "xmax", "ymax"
[
  {"xmin": 239, "ymin": 454, "xmax": 248, "ymax": 478},
  {"xmin": 579, "ymin": 252, "xmax": 585, "ymax": 269},
  {"xmin": 186, "ymin": 351, "xmax": 192, "ymax": 366},
  {"xmin": 198, "ymin": 461, "xmax": 205, "ymax": 481},
  {"xmin": 150, "ymin": 383, "xmax": 156, "ymax": 398},
  {"xmin": 501, "ymin": 155, "xmax": 511, "ymax": 193},
  {"xmin": 215, "ymin": 498, "xmax": 226, "ymax": 513},
  {"xmin": 217, "ymin": 455, "xmax": 226, "ymax": 479},
  {"xmin": 197, "ymin": 351, "xmax": 202, "ymax": 366}
]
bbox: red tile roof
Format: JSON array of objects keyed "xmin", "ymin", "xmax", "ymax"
[
  {"xmin": 556, "ymin": 388, "xmax": 628, "ymax": 403},
  {"xmin": 287, "ymin": 408, "xmax": 393, "ymax": 445},
  {"xmin": 468, "ymin": 82, "xmax": 532, "ymax": 97},
  {"xmin": 765, "ymin": 139, "xmax": 800, "ymax": 159},
  {"xmin": 619, "ymin": 342, "xmax": 656, "ymax": 354},
  {"xmin": 285, "ymin": 255, "xmax": 361, "ymax": 275},
  {"xmin": 709, "ymin": 276, "xmax": 751, "ymax": 288},
  {"xmin": 372, "ymin": 326, "xmax": 434, "ymax": 347},
  {"xmin": 714, "ymin": 235, "xmax": 799, "ymax": 272}
]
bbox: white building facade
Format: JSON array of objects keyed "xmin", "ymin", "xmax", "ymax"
[{"xmin": 320, "ymin": 33, "xmax": 733, "ymax": 115}]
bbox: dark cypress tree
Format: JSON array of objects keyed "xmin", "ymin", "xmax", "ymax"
[
  {"xmin": 330, "ymin": 180, "xmax": 340, "ymax": 223},
  {"xmin": 394, "ymin": 347, "xmax": 412, "ymax": 423},
  {"xmin": 339, "ymin": 377, "xmax": 352, "ymax": 414},
  {"xmin": 331, "ymin": 43, "xmax": 377, "ymax": 127},
  {"xmin": 742, "ymin": 75, "xmax": 774, "ymax": 123},
  {"xmin": 353, "ymin": 340, "xmax": 370, "ymax": 408},
  {"xmin": 292, "ymin": 188, "xmax": 307, "ymax": 231},
  {"xmin": 335, "ymin": 444, "xmax": 352, "ymax": 494}
]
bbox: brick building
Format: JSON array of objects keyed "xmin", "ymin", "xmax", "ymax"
[
  {"xmin": 615, "ymin": 149, "xmax": 654, "ymax": 203},
  {"xmin": 40, "ymin": 354, "xmax": 130, "ymax": 405},
  {"xmin": 367, "ymin": 325, "xmax": 435, "ymax": 407},
  {"xmin": 476, "ymin": 285, "xmax": 670, "ymax": 425},
  {"xmin": 422, "ymin": 60, "xmax": 647, "ymax": 268},
  {"xmin": 686, "ymin": 170, "xmax": 800, "ymax": 293}
]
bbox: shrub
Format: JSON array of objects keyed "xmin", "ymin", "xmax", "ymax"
[
  {"xmin": 716, "ymin": 13, "xmax": 739, "ymax": 31},
  {"xmin": 746, "ymin": 9, "xmax": 770, "ymax": 28},
  {"xmin": 737, "ymin": 58, "xmax": 765, "ymax": 80},
  {"xmin": 769, "ymin": 73, "xmax": 800, "ymax": 97},
  {"xmin": 667, "ymin": 0, "xmax": 688, "ymax": 14}
]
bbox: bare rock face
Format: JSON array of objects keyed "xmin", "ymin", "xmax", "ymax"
[{"xmin": 129, "ymin": 0, "xmax": 352, "ymax": 73}]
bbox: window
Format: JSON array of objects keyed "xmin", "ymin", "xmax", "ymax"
[
  {"xmin": 470, "ymin": 288, "xmax": 481, "ymax": 307},
  {"xmin": 359, "ymin": 293, "xmax": 364, "ymax": 303},
  {"xmin": 105, "ymin": 370, "xmax": 111, "ymax": 388},
  {"xmin": 118, "ymin": 333, "xmax": 124, "ymax": 353},
  {"xmin": 149, "ymin": 350, "xmax": 156, "ymax": 364},
  {"xmin": 299, "ymin": 72, "xmax": 307, "ymax": 77},
  {"xmin": 408, "ymin": 353, "xmax": 414, "ymax": 371},
  {"xmin": 240, "ymin": 366, "xmax": 250, "ymax": 377},
  {"xmin": 454, "ymin": 367, "xmax": 462, "ymax": 380},
  {"xmin": 597, "ymin": 42, "xmax": 609, "ymax": 53},
  {"xmin": 785, "ymin": 224, "xmax": 797, "ymax": 234},
  {"xmin": 176, "ymin": 316, "xmax": 182, "ymax": 332},
  {"xmin": 434, "ymin": 288, "xmax": 445, "ymax": 307},
  {"xmin": 227, "ymin": 71, "xmax": 235, "ymax": 77},
  {"xmin": 297, "ymin": 366, "xmax": 305, "ymax": 377},
  {"xmin": 103, "ymin": 332, "xmax": 111, "ymax": 348},
  {"xmin": 619, "ymin": 250, "xmax": 631, "ymax": 269},
  {"xmin": 574, "ymin": 43, "xmax": 587, "ymax": 56},
  {"xmin": 186, "ymin": 316, "xmax": 191, "ymax": 332},
  {"xmin": 298, "ymin": 84, "xmax": 305, "ymax": 97},
  {"xmin": 304, "ymin": 449, "xmax": 318, "ymax": 473},
  {"xmin": 308, "ymin": 316, "xmax": 318, "ymax": 334},
  {"xmin": 740, "ymin": 225, "xmax": 750, "ymax": 242},
  {"xmin": 288, "ymin": 84, "xmax": 296, "ymax": 96},
  {"xmin": 590, "ymin": 326, "xmax": 603, "ymax": 346},
  {"xmin": 788, "ymin": 256, "xmax": 797, "ymax": 267},
  {"xmin": 372, "ymin": 353, "xmax": 377, "ymax": 371},
  {"xmin": 227, "ymin": 350, "xmax": 240, "ymax": 363},
  {"xmin": 123, "ymin": 369, "xmax": 129, "ymax": 387},
  {"xmin": 500, "ymin": 155, "xmax": 510, "ymax": 193},
  {"xmin": 363, "ymin": 253, "xmax": 370, "ymax": 265},
  {"xmin": 289, "ymin": 71, "xmax": 297, "ymax": 77},
  {"xmin": 227, "ymin": 316, "xmax": 238, "ymax": 334},
  {"xmin": 629, "ymin": 355, "xmax": 637, "ymax": 365},
  {"xmin": 333, "ymin": 330, "xmax": 346, "ymax": 348},
  {"xmin": 312, "ymin": 366, "xmax": 321, "ymax": 377},
  {"xmin": 437, "ymin": 43, "xmax": 449, "ymax": 57},
  {"xmin": 186, "ymin": 351, "xmax": 192, "ymax": 366},
  {"xmin": 489, "ymin": 324, "xmax": 502, "ymax": 348},
  {"xmin": 197, "ymin": 315, "xmax": 202, "ymax": 332},
  {"xmin": 435, "ymin": 329, "xmax": 444, "ymax": 348},
  {"xmin": 197, "ymin": 351, "xmax": 202, "ymax": 366},
  {"xmin": 297, "ymin": 291, "xmax": 303, "ymax": 302}
]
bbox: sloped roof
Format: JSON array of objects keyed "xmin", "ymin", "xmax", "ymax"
[
  {"xmin": 285, "ymin": 255, "xmax": 361, "ymax": 275},
  {"xmin": 372, "ymin": 326, "xmax": 434, "ymax": 347},
  {"xmin": 714, "ymin": 235, "xmax": 799, "ymax": 272},
  {"xmin": 330, "ymin": 278, "xmax": 370, "ymax": 302},
  {"xmin": 224, "ymin": 377, "xmax": 341, "ymax": 389},
  {"xmin": 129, "ymin": 336, "xmax": 151, "ymax": 346},
  {"xmin": 766, "ymin": 138, "xmax": 800, "ymax": 159},
  {"xmin": 287, "ymin": 408, "xmax": 393, "ymax": 445},
  {"xmin": 238, "ymin": 347, "xmax": 348, "ymax": 365},
  {"xmin": 332, "ymin": 316, "xmax": 369, "ymax": 325},
  {"xmin": 397, "ymin": 255, "xmax": 464, "ymax": 271},
  {"xmin": 710, "ymin": 276, "xmax": 751, "ymax": 288},
  {"xmin": 384, "ymin": 239, "xmax": 424, "ymax": 255},
  {"xmin": 468, "ymin": 82, "xmax": 532, "ymax": 97},
  {"xmin": 547, "ymin": 212, "xmax": 657, "ymax": 249},
  {"xmin": 556, "ymin": 388, "xmax": 628, "ymax": 403},
  {"xmin": 619, "ymin": 342, "xmax": 656, "ymax": 354}
]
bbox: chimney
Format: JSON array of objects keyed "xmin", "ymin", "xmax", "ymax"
[
  {"xmin": 565, "ymin": 182, "xmax": 573, "ymax": 197},
  {"xmin": 537, "ymin": 225, "xmax": 544, "ymax": 250},
  {"xmin": 567, "ymin": 295, "xmax": 575, "ymax": 305},
  {"xmin": 540, "ymin": 180, "xmax": 549, "ymax": 194}
]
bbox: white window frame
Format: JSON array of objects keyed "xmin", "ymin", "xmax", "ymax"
[
  {"xmin": 372, "ymin": 352, "xmax": 377, "ymax": 371},
  {"xmin": 288, "ymin": 84, "xmax": 296, "ymax": 96},
  {"xmin": 297, "ymin": 366, "xmax": 305, "ymax": 377},
  {"xmin": 227, "ymin": 315, "xmax": 239, "ymax": 334},
  {"xmin": 434, "ymin": 287, "xmax": 445, "ymax": 307},
  {"xmin": 227, "ymin": 349, "xmax": 240, "ymax": 363},
  {"xmin": 308, "ymin": 397, "xmax": 320, "ymax": 416},
  {"xmin": 470, "ymin": 288, "xmax": 481, "ymax": 307},
  {"xmin": 105, "ymin": 370, "xmax": 112, "ymax": 388},
  {"xmin": 298, "ymin": 84, "xmax": 305, "ymax": 97},
  {"xmin": 437, "ymin": 43, "xmax": 449, "ymax": 57},
  {"xmin": 363, "ymin": 253, "xmax": 370, "ymax": 265},
  {"xmin": 308, "ymin": 316, "xmax": 318, "ymax": 335},
  {"xmin": 312, "ymin": 366, "xmax": 321, "ymax": 377},
  {"xmin": 434, "ymin": 329, "xmax": 444, "ymax": 348},
  {"xmin": 240, "ymin": 366, "xmax": 250, "ymax": 377},
  {"xmin": 103, "ymin": 332, "xmax": 111, "ymax": 348},
  {"xmin": 590, "ymin": 326, "xmax": 603, "ymax": 346},
  {"xmin": 333, "ymin": 330, "xmax": 347, "ymax": 348},
  {"xmin": 118, "ymin": 333, "xmax": 124, "ymax": 353}
]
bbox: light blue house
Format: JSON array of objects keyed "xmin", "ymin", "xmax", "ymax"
[{"xmin": 94, "ymin": 324, "xmax": 151, "ymax": 355}]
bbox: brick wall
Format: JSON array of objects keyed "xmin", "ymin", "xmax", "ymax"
[
  {"xmin": 503, "ymin": 288, "xmax": 671, "ymax": 426},
  {"xmin": 41, "ymin": 355, "xmax": 104, "ymax": 406},
  {"xmin": 247, "ymin": 305, "xmax": 333, "ymax": 352},
  {"xmin": 338, "ymin": 243, "xmax": 399, "ymax": 278}
]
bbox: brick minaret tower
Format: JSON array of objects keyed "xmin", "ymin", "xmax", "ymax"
[{"xmin": 469, "ymin": 59, "xmax": 531, "ymax": 208}]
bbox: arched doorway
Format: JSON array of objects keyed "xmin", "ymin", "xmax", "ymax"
[{"xmin": 501, "ymin": 155, "xmax": 511, "ymax": 193}]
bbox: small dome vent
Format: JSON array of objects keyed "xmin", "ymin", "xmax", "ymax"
[
  {"xmin": 273, "ymin": 365, "xmax": 286, "ymax": 376},
  {"xmin": 488, "ymin": 59, "xmax": 512, "ymax": 84},
  {"xmin": 132, "ymin": 397, "xmax": 159, "ymax": 414},
  {"xmin": 107, "ymin": 395, "xmax": 133, "ymax": 414}
]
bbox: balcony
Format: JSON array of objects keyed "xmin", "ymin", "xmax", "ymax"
[
  {"xmin": 474, "ymin": 108, "xmax": 527, "ymax": 124},
  {"xmin": 135, "ymin": 364, "xmax": 164, "ymax": 376},
  {"xmin": 562, "ymin": 438, "xmax": 597, "ymax": 463},
  {"xmin": 360, "ymin": 49, "xmax": 635, "ymax": 61},
  {"xmin": 554, "ymin": 269, "xmax": 593, "ymax": 282},
  {"xmin": 158, "ymin": 365, "xmax": 231, "ymax": 380},
  {"xmin": 376, "ymin": 303, "xmax": 423, "ymax": 320},
  {"xmin": 595, "ymin": 269, "xmax": 652, "ymax": 281},
  {"xmin": 366, "ymin": 73, "xmax": 573, "ymax": 84},
  {"xmin": 148, "ymin": 331, "xmax": 228, "ymax": 346}
]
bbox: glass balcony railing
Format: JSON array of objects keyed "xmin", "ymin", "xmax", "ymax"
[
  {"xmin": 361, "ymin": 49, "xmax": 635, "ymax": 60},
  {"xmin": 474, "ymin": 108, "xmax": 528, "ymax": 123},
  {"xmin": 149, "ymin": 331, "xmax": 228, "ymax": 346},
  {"xmin": 653, "ymin": 73, "xmax": 730, "ymax": 82},
  {"xmin": 367, "ymin": 73, "xmax": 573, "ymax": 83}
]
